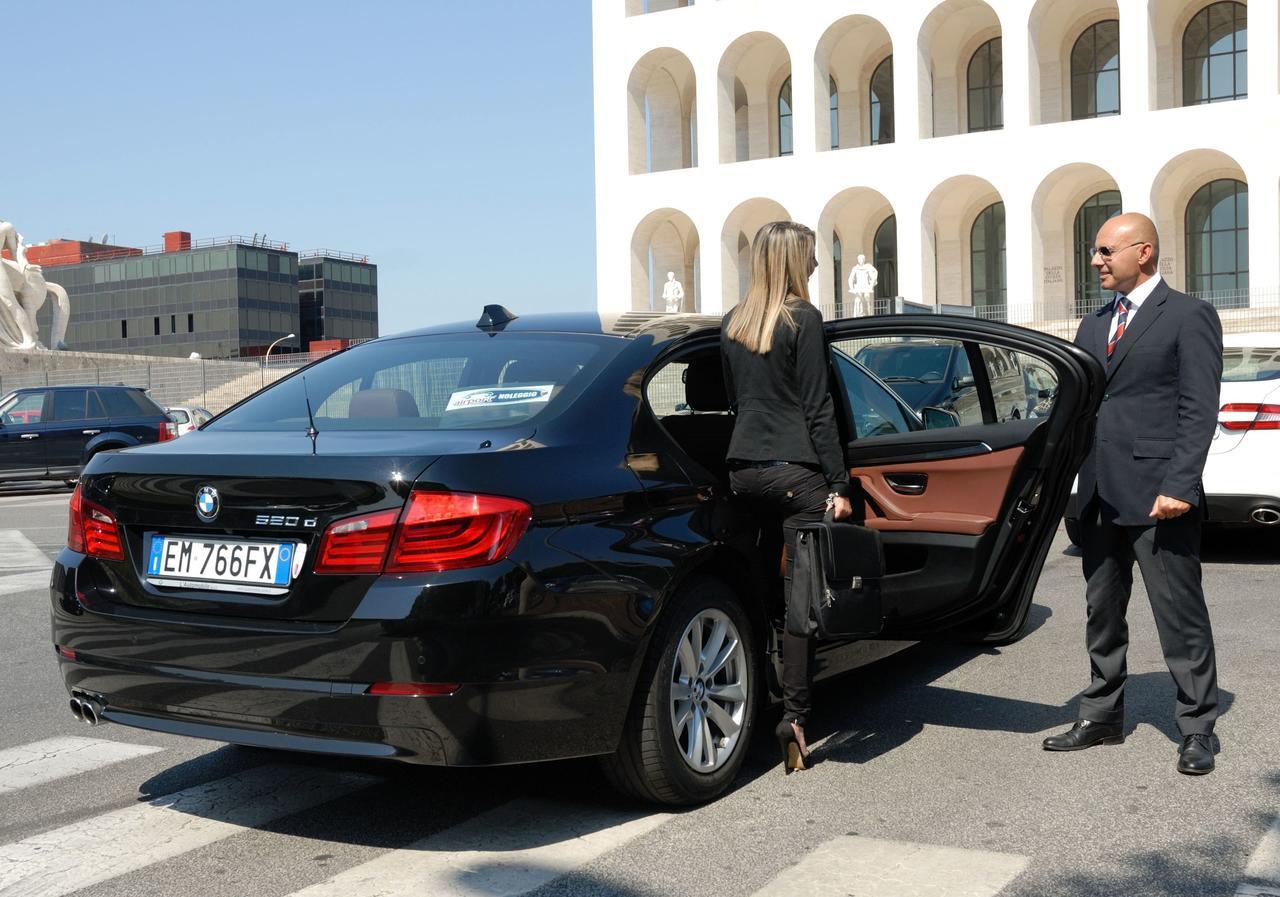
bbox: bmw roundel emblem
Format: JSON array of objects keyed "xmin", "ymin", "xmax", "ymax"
[{"xmin": 195, "ymin": 486, "xmax": 220, "ymax": 522}]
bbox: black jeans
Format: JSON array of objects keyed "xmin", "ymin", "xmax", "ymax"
[{"xmin": 728, "ymin": 462, "xmax": 829, "ymax": 726}]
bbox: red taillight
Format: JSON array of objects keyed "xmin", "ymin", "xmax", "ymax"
[
  {"xmin": 1219, "ymin": 403, "xmax": 1280, "ymax": 431},
  {"xmin": 55, "ymin": 645, "xmax": 77, "ymax": 660},
  {"xmin": 158, "ymin": 421, "xmax": 177, "ymax": 442},
  {"xmin": 365, "ymin": 682, "xmax": 459, "ymax": 697},
  {"xmin": 315, "ymin": 491, "xmax": 531, "ymax": 576},
  {"xmin": 314, "ymin": 509, "xmax": 398, "ymax": 574},
  {"xmin": 67, "ymin": 484, "xmax": 124, "ymax": 560},
  {"xmin": 67, "ymin": 485, "xmax": 85, "ymax": 553}
]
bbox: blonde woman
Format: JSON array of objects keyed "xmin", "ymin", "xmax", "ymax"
[{"xmin": 720, "ymin": 221, "xmax": 853, "ymax": 774}]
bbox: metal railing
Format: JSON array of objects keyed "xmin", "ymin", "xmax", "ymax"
[
  {"xmin": 297, "ymin": 249, "xmax": 371, "ymax": 263},
  {"xmin": 27, "ymin": 234, "xmax": 293, "ymax": 266}
]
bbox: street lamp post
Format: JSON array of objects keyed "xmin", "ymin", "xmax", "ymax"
[
  {"xmin": 265, "ymin": 332, "xmax": 296, "ymax": 361},
  {"xmin": 262, "ymin": 332, "xmax": 296, "ymax": 386}
]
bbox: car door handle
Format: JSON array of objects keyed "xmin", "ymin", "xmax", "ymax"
[
  {"xmin": 82, "ymin": 429, "xmax": 101, "ymax": 436},
  {"xmin": 884, "ymin": 473, "xmax": 927, "ymax": 495},
  {"xmin": 20, "ymin": 433, "xmax": 40, "ymax": 440}
]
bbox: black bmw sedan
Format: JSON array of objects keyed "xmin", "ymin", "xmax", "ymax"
[{"xmin": 52, "ymin": 307, "xmax": 1104, "ymax": 805}]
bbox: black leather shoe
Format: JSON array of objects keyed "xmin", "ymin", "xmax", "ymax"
[
  {"xmin": 1042, "ymin": 720, "xmax": 1125, "ymax": 751},
  {"xmin": 1177, "ymin": 733, "xmax": 1218, "ymax": 775}
]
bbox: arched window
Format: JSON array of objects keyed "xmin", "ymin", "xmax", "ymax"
[
  {"xmin": 1071, "ymin": 20, "xmax": 1120, "ymax": 119},
  {"xmin": 967, "ymin": 38, "xmax": 1003, "ymax": 133},
  {"xmin": 1073, "ymin": 190, "xmax": 1122, "ymax": 315},
  {"xmin": 870, "ymin": 57, "xmax": 894, "ymax": 146},
  {"xmin": 1183, "ymin": 1, "xmax": 1247, "ymax": 105},
  {"xmin": 970, "ymin": 202, "xmax": 1006, "ymax": 317},
  {"xmin": 778, "ymin": 77, "xmax": 793, "ymax": 156},
  {"xmin": 874, "ymin": 215, "xmax": 897, "ymax": 301},
  {"xmin": 1186, "ymin": 178, "xmax": 1248, "ymax": 300},
  {"xmin": 829, "ymin": 76, "xmax": 839, "ymax": 150},
  {"xmin": 832, "ymin": 233, "xmax": 843, "ymax": 316}
]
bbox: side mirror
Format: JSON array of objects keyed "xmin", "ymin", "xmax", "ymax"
[
  {"xmin": 952, "ymin": 375, "xmax": 976, "ymax": 391},
  {"xmin": 922, "ymin": 406, "xmax": 961, "ymax": 429}
]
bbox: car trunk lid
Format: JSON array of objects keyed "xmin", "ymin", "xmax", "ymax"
[{"xmin": 77, "ymin": 428, "xmax": 524, "ymax": 622}]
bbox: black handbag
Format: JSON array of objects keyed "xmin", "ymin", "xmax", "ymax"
[{"xmin": 788, "ymin": 515, "xmax": 885, "ymax": 639}]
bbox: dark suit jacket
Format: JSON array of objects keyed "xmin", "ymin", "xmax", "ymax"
[
  {"xmin": 1074, "ymin": 279, "xmax": 1223, "ymax": 527},
  {"xmin": 720, "ymin": 299, "xmax": 852, "ymax": 496}
]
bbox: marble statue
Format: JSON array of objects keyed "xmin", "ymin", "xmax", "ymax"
[
  {"xmin": 661, "ymin": 271, "xmax": 685, "ymax": 313},
  {"xmin": 847, "ymin": 253, "xmax": 878, "ymax": 317},
  {"xmin": 0, "ymin": 220, "xmax": 70, "ymax": 350}
]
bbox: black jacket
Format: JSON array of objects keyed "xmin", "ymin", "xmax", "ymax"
[
  {"xmin": 1074, "ymin": 279, "xmax": 1222, "ymax": 526},
  {"xmin": 720, "ymin": 299, "xmax": 851, "ymax": 497}
]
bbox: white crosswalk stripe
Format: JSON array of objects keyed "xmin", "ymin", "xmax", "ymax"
[
  {"xmin": 0, "ymin": 570, "xmax": 50, "ymax": 596},
  {"xmin": 0, "ymin": 763, "xmax": 376, "ymax": 897},
  {"xmin": 749, "ymin": 835, "xmax": 1029, "ymax": 897},
  {"xmin": 0, "ymin": 736, "xmax": 163, "ymax": 796},
  {"xmin": 0, "ymin": 530, "xmax": 51, "ymax": 572},
  {"xmin": 284, "ymin": 798, "xmax": 671, "ymax": 897},
  {"xmin": 1234, "ymin": 816, "xmax": 1280, "ymax": 896}
]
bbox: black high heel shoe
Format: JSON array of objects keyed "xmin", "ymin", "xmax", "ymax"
[{"xmin": 775, "ymin": 719, "xmax": 811, "ymax": 774}]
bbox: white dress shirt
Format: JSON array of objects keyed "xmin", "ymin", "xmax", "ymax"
[{"xmin": 1108, "ymin": 273, "xmax": 1162, "ymax": 343}]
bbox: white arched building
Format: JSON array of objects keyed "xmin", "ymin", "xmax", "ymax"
[{"xmin": 593, "ymin": 0, "xmax": 1279, "ymax": 330}]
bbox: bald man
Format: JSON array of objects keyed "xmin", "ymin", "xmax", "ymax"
[{"xmin": 1043, "ymin": 213, "xmax": 1223, "ymax": 774}]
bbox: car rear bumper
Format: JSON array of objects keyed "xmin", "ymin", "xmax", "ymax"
[
  {"xmin": 1064, "ymin": 492, "xmax": 1280, "ymax": 526},
  {"xmin": 1203, "ymin": 493, "xmax": 1280, "ymax": 525},
  {"xmin": 50, "ymin": 555, "xmax": 637, "ymax": 767}
]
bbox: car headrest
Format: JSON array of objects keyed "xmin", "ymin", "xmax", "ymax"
[
  {"xmin": 684, "ymin": 356, "xmax": 729, "ymax": 412},
  {"xmin": 501, "ymin": 358, "xmax": 580, "ymax": 384},
  {"xmin": 348, "ymin": 388, "xmax": 420, "ymax": 419}
]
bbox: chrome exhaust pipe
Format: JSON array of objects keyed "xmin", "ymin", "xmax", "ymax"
[
  {"xmin": 69, "ymin": 694, "xmax": 105, "ymax": 726},
  {"xmin": 1251, "ymin": 507, "xmax": 1280, "ymax": 525}
]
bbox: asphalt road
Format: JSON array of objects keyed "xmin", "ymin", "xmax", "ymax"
[{"xmin": 1, "ymin": 483, "xmax": 1278, "ymax": 897}]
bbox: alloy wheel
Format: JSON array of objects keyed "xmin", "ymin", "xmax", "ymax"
[{"xmin": 669, "ymin": 608, "xmax": 748, "ymax": 773}]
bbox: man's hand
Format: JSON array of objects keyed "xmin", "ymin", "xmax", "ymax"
[
  {"xmin": 1149, "ymin": 495, "xmax": 1191, "ymax": 520},
  {"xmin": 831, "ymin": 496, "xmax": 853, "ymax": 521}
]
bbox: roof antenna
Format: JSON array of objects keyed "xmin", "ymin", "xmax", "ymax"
[
  {"xmin": 477, "ymin": 305, "xmax": 518, "ymax": 331},
  {"xmin": 301, "ymin": 374, "xmax": 319, "ymax": 453}
]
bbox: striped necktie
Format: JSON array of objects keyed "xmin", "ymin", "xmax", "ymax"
[{"xmin": 1107, "ymin": 295, "xmax": 1131, "ymax": 359}]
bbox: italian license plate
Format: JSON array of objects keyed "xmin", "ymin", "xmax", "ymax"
[{"xmin": 147, "ymin": 535, "xmax": 299, "ymax": 591}]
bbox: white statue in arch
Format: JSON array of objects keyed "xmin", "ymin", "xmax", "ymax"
[
  {"xmin": 847, "ymin": 253, "xmax": 878, "ymax": 317},
  {"xmin": 661, "ymin": 271, "xmax": 685, "ymax": 313},
  {"xmin": 0, "ymin": 220, "xmax": 71, "ymax": 350}
]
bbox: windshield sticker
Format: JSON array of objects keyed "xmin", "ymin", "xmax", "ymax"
[{"xmin": 446, "ymin": 384, "xmax": 556, "ymax": 411}]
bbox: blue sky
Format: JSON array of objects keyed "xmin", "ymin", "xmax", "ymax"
[{"xmin": 7, "ymin": 0, "xmax": 596, "ymax": 336}]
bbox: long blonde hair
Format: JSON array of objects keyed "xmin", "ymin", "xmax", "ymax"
[{"xmin": 725, "ymin": 221, "xmax": 815, "ymax": 354}]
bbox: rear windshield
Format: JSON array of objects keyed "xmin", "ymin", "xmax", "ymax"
[
  {"xmin": 98, "ymin": 388, "xmax": 163, "ymax": 418},
  {"xmin": 210, "ymin": 333, "xmax": 618, "ymax": 432},
  {"xmin": 168, "ymin": 409, "xmax": 191, "ymax": 423},
  {"xmin": 1222, "ymin": 347, "xmax": 1280, "ymax": 382}
]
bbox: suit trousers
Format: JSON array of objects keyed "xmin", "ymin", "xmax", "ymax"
[
  {"xmin": 1078, "ymin": 508, "xmax": 1219, "ymax": 736},
  {"xmin": 729, "ymin": 462, "xmax": 827, "ymax": 726}
]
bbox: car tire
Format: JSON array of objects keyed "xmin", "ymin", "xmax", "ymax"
[
  {"xmin": 600, "ymin": 577, "xmax": 758, "ymax": 806},
  {"xmin": 1064, "ymin": 517, "xmax": 1081, "ymax": 547}
]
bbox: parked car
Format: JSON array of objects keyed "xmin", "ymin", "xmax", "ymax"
[
  {"xmin": 1063, "ymin": 330, "xmax": 1280, "ymax": 544},
  {"xmin": 853, "ymin": 340, "xmax": 1053, "ymax": 425},
  {"xmin": 0, "ymin": 385, "xmax": 176, "ymax": 486},
  {"xmin": 165, "ymin": 405, "xmax": 213, "ymax": 437},
  {"xmin": 52, "ymin": 308, "xmax": 1103, "ymax": 805}
]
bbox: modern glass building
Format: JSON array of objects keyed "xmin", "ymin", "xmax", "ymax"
[
  {"xmin": 298, "ymin": 254, "xmax": 379, "ymax": 349},
  {"xmin": 30, "ymin": 234, "xmax": 377, "ymax": 358}
]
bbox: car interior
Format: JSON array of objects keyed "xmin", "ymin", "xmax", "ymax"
[{"xmin": 644, "ymin": 332, "xmax": 1068, "ymax": 636}]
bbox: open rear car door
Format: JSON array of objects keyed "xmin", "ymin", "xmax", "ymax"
[{"xmin": 825, "ymin": 316, "xmax": 1104, "ymax": 643}]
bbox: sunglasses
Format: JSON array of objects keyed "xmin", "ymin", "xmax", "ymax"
[{"xmin": 1090, "ymin": 241, "xmax": 1145, "ymax": 260}]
